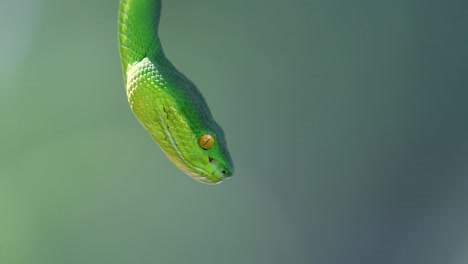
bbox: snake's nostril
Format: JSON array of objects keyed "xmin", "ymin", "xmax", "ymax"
[{"xmin": 221, "ymin": 170, "xmax": 226, "ymax": 175}]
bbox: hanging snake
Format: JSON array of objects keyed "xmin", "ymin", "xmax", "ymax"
[{"xmin": 118, "ymin": 0, "xmax": 234, "ymax": 184}]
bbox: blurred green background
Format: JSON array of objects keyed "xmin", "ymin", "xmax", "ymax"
[{"xmin": 1, "ymin": 0, "xmax": 467, "ymax": 263}]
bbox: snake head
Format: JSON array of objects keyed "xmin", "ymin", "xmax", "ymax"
[{"xmin": 127, "ymin": 59, "xmax": 234, "ymax": 184}]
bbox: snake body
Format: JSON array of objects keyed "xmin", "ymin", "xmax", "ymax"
[{"xmin": 118, "ymin": 0, "xmax": 233, "ymax": 184}]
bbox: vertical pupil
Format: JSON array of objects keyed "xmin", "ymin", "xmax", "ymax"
[{"xmin": 199, "ymin": 134, "xmax": 215, "ymax": 149}]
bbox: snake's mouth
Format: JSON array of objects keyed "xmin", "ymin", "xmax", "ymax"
[
  {"xmin": 185, "ymin": 156, "xmax": 231, "ymax": 184},
  {"xmin": 170, "ymin": 154, "xmax": 230, "ymax": 184}
]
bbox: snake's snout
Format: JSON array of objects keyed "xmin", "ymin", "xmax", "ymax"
[{"xmin": 208, "ymin": 156, "xmax": 233, "ymax": 180}]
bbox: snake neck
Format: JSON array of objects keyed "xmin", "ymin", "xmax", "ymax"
[{"xmin": 118, "ymin": 0, "xmax": 164, "ymax": 80}]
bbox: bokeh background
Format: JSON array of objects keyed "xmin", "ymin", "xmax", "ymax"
[{"xmin": 1, "ymin": 0, "xmax": 467, "ymax": 263}]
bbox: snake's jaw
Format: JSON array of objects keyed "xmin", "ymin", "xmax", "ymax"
[
  {"xmin": 163, "ymin": 147, "xmax": 233, "ymax": 184},
  {"xmin": 188, "ymin": 157, "xmax": 233, "ymax": 185},
  {"xmin": 180, "ymin": 168, "xmax": 230, "ymax": 185}
]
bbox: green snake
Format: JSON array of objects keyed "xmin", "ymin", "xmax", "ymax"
[{"xmin": 118, "ymin": 0, "xmax": 234, "ymax": 184}]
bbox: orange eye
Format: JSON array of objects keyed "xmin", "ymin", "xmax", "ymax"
[{"xmin": 198, "ymin": 134, "xmax": 215, "ymax": 150}]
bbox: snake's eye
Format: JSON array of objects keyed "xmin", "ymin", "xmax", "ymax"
[{"xmin": 198, "ymin": 134, "xmax": 215, "ymax": 150}]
